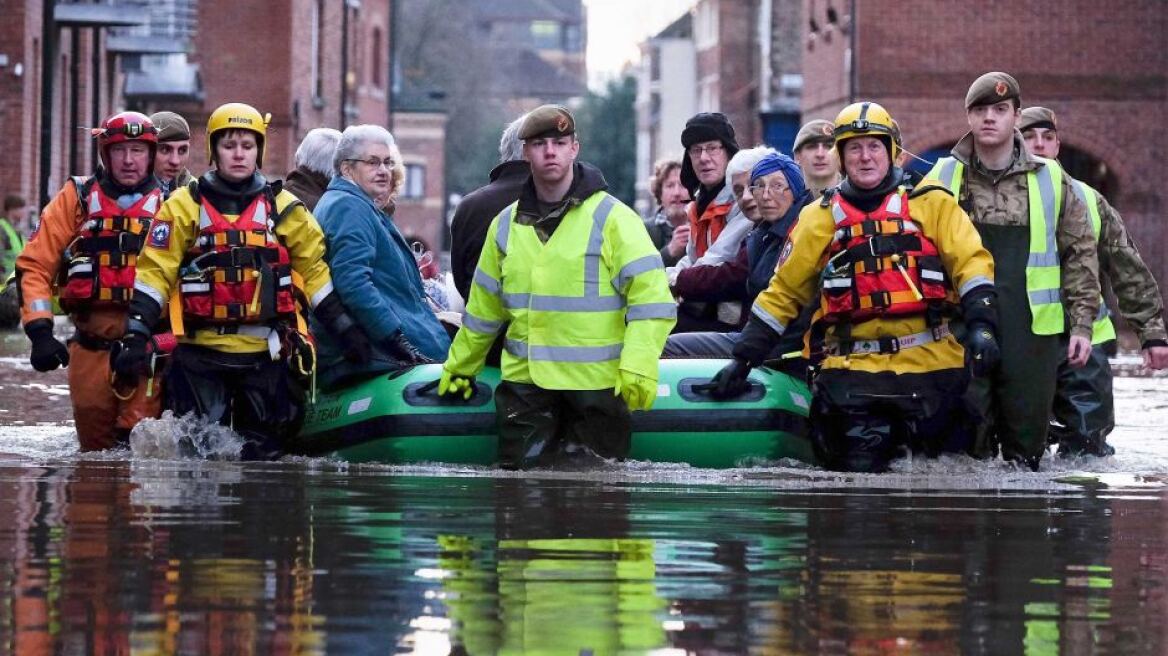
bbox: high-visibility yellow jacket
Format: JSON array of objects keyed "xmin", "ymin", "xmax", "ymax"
[
  {"xmin": 448, "ymin": 191, "xmax": 676, "ymax": 389},
  {"xmin": 929, "ymin": 156, "xmax": 1069, "ymax": 336},
  {"xmin": 751, "ymin": 182, "xmax": 995, "ymax": 375},
  {"xmin": 133, "ymin": 177, "xmax": 334, "ymax": 354},
  {"xmin": 1068, "ymin": 179, "xmax": 1117, "ymax": 344}
]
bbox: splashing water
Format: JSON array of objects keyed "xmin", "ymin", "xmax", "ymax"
[{"xmin": 129, "ymin": 410, "xmax": 245, "ymax": 460}]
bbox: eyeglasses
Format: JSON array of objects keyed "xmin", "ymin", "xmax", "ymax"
[
  {"xmin": 687, "ymin": 143, "xmax": 725, "ymax": 158},
  {"xmin": 346, "ymin": 157, "xmax": 395, "ymax": 170},
  {"xmin": 748, "ymin": 182, "xmax": 789, "ymax": 196}
]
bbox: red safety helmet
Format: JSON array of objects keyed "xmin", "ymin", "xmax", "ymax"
[{"xmin": 92, "ymin": 111, "xmax": 158, "ymax": 170}]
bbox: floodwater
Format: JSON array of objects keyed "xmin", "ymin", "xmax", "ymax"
[{"xmin": 1, "ymin": 328, "xmax": 1166, "ymax": 655}]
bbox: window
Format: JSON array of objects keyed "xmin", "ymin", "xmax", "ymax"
[
  {"xmin": 311, "ymin": 0, "xmax": 324, "ymax": 99},
  {"xmin": 371, "ymin": 26, "xmax": 383, "ymax": 87},
  {"xmin": 563, "ymin": 23, "xmax": 582, "ymax": 52},
  {"xmin": 530, "ymin": 20, "xmax": 560, "ymax": 50},
  {"xmin": 404, "ymin": 164, "xmax": 425, "ymax": 199}
]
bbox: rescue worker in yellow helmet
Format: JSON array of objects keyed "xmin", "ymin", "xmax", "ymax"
[
  {"xmin": 438, "ymin": 105, "xmax": 676, "ymax": 469},
  {"xmin": 113, "ymin": 102, "xmax": 372, "ymax": 459},
  {"xmin": 928, "ymin": 73, "xmax": 1100, "ymax": 470},
  {"xmin": 1019, "ymin": 106, "xmax": 1168, "ymax": 457},
  {"xmin": 17, "ymin": 111, "xmax": 165, "ymax": 450},
  {"xmin": 711, "ymin": 102, "xmax": 998, "ymax": 473}
]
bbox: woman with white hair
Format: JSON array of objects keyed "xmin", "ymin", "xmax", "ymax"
[
  {"xmin": 312, "ymin": 124, "xmax": 451, "ymax": 388},
  {"xmin": 285, "ymin": 127, "xmax": 341, "ymax": 211}
]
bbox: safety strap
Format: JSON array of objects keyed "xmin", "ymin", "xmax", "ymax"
[{"xmin": 826, "ymin": 323, "xmax": 952, "ymax": 356}]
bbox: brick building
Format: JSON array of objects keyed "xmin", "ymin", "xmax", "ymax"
[
  {"xmin": 693, "ymin": 0, "xmax": 761, "ymax": 148},
  {"xmin": 0, "ymin": 0, "xmax": 143, "ymax": 213},
  {"xmin": 802, "ymin": 0, "xmax": 1168, "ymax": 308}
]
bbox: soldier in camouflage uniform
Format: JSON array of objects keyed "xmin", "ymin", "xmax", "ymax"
[
  {"xmin": 929, "ymin": 72, "xmax": 1100, "ymax": 470},
  {"xmin": 1019, "ymin": 106, "xmax": 1168, "ymax": 456}
]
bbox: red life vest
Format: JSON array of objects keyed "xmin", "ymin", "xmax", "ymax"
[
  {"xmin": 58, "ymin": 178, "xmax": 161, "ymax": 312},
  {"xmin": 818, "ymin": 189, "xmax": 951, "ymax": 324},
  {"xmin": 178, "ymin": 191, "xmax": 296, "ymax": 325}
]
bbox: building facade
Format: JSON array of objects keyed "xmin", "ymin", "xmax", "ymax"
[{"xmin": 802, "ymin": 0, "xmax": 1168, "ymax": 311}]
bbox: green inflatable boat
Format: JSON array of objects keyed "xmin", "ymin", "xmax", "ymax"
[{"xmin": 288, "ymin": 359, "xmax": 813, "ymax": 468}]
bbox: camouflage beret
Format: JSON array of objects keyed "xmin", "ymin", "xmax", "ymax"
[
  {"xmin": 149, "ymin": 111, "xmax": 191, "ymax": 142},
  {"xmin": 519, "ymin": 104, "xmax": 576, "ymax": 141},
  {"xmin": 792, "ymin": 119, "xmax": 835, "ymax": 153},
  {"xmin": 1019, "ymin": 106, "xmax": 1058, "ymax": 132},
  {"xmin": 965, "ymin": 72, "xmax": 1021, "ymax": 109}
]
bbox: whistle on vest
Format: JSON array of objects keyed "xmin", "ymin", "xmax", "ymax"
[{"xmin": 890, "ymin": 254, "xmax": 924, "ymax": 301}]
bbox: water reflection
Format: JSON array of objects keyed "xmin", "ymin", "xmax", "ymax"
[{"xmin": 0, "ymin": 462, "xmax": 1164, "ymax": 654}]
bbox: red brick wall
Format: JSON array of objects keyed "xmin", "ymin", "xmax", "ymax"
[
  {"xmin": 803, "ymin": 0, "xmax": 1168, "ymax": 309},
  {"xmin": 717, "ymin": 0, "xmax": 760, "ymax": 147},
  {"xmin": 390, "ymin": 111, "xmax": 447, "ymax": 252}
]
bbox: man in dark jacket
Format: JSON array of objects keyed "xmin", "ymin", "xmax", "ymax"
[
  {"xmin": 450, "ymin": 114, "xmax": 529, "ymax": 302},
  {"xmin": 285, "ymin": 128, "xmax": 341, "ymax": 211}
]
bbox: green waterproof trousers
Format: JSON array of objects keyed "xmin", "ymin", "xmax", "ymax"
[
  {"xmin": 494, "ymin": 381, "xmax": 631, "ymax": 470},
  {"xmin": 965, "ymin": 223, "xmax": 1062, "ymax": 468},
  {"xmin": 1050, "ymin": 339, "xmax": 1116, "ymax": 457}
]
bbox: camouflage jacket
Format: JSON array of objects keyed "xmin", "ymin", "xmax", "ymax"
[
  {"xmin": 950, "ymin": 131, "xmax": 1100, "ymax": 338},
  {"xmin": 1087, "ymin": 183, "xmax": 1167, "ymax": 344}
]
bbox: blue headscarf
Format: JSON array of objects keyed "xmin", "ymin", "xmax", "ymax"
[{"xmin": 750, "ymin": 152, "xmax": 806, "ymax": 201}]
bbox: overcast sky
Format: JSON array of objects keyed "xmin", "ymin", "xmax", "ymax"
[{"xmin": 584, "ymin": 0, "xmax": 696, "ymax": 89}]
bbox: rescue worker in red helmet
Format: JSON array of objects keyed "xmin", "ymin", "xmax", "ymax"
[
  {"xmin": 113, "ymin": 102, "xmax": 371, "ymax": 459},
  {"xmin": 16, "ymin": 111, "xmax": 165, "ymax": 450},
  {"xmin": 710, "ymin": 102, "xmax": 999, "ymax": 472}
]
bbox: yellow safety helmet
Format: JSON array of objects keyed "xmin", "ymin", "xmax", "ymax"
[
  {"xmin": 206, "ymin": 102, "xmax": 271, "ymax": 167},
  {"xmin": 832, "ymin": 101, "xmax": 900, "ymax": 167}
]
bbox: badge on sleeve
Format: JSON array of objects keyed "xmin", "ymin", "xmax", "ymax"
[
  {"xmin": 147, "ymin": 221, "xmax": 172, "ymax": 249},
  {"xmin": 777, "ymin": 240, "xmax": 794, "ymax": 269}
]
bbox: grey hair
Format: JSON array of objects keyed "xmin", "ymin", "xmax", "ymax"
[
  {"xmin": 498, "ymin": 114, "xmax": 527, "ymax": 163},
  {"xmin": 726, "ymin": 146, "xmax": 778, "ymax": 179},
  {"xmin": 294, "ymin": 128, "xmax": 342, "ymax": 176},
  {"xmin": 333, "ymin": 124, "xmax": 396, "ymax": 176}
]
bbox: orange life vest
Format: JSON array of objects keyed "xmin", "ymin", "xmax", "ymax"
[
  {"xmin": 58, "ymin": 177, "xmax": 161, "ymax": 312},
  {"xmin": 818, "ymin": 189, "xmax": 951, "ymax": 324},
  {"xmin": 178, "ymin": 189, "xmax": 296, "ymax": 325}
]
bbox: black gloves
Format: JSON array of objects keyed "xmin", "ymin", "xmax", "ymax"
[
  {"xmin": 963, "ymin": 321, "xmax": 1000, "ymax": 377},
  {"xmin": 26, "ymin": 319, "xmax": 70, "ymax": 372},
  {"xmin": 341, "ymin": 324, "xmax": 373, "ymax": 365},
  {"xmin": 710, "ymin": 358, "xmax": 752, "ymax": 400},
  {"xmin": 111, "ymin": 333, "xmax": 151, "ymax": 380},
  {"xmin": 385, "ymin": 332, "xmax": 435, "ymax": 365},
  {"xmin": 960, "ymin": 286, "xmax": 1000, "ymax": 378},
  {"xmin": 732, "ymin": 315, "xmax": 782, "ymax": 367}
]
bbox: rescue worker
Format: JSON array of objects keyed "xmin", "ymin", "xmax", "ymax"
[
  {"xmin": 438, "ymin": 105, "xmax": 676, "ymax": 469},
  {"xmin": 1019, "ymin": 106, "xmax": 1168, "ymax": 456},
  {"xmin": 113, "ymin": 102, "xmax": 370, "ymax": 459},
  {"xmin": 16, "ymin": 111, "xmax": 164, "ymax": 450},
  {"xmin": 149, "ymin": 111, "xmax": 194, "ymax": 198},
  {"xmin": 711, "ymin": 102, "xmax": 999, "ymax": 473},
  {"xmin": 791, "ymin": 119, "xmax": 841, "ymax": 197},
  {"xmin": 1, "ymin": 195, "xmax": 28, "ymax": 277},
  {"xmin": 928, "ymin": 73, "xmax": 1101, "ymax": 469}
]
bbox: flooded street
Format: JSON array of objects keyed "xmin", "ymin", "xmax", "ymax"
[{"xmin": 1, "ymin": 330, "xmax": 1166, "ymax": 654}]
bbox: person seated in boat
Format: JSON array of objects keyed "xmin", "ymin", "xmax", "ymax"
[
  {"xmin": 437, "ymin": 105, "xmax": 676, "ymax": 470},
  {"xmin": 664, "ymin": 147, "xmax": 769, "ymax": 342},
  {"xmin": 112, "ymin": 103, "xmax": 368, "ymax": 460},
  {"xmin": 665, "ymin": 150, "xmax": 814, "ymax": 367},
  {"xmin": 710, "ymin": 102, "xmax": 1000, "ymax": 473},
  {"xmin": 311, "ymin": 125, "xmax": 451, "ymax": 389}
]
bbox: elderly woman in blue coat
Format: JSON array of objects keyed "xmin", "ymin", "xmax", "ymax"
[{"xmin": 312, "ymin": 124, "xmax": 450, "ymax": 389}]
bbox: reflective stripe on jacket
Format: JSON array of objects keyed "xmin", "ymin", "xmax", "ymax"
[
  {"xmin": 448, "ymin": 191, "xmax": 676, "ymax": 389},
  {"xmin": 929, "ymin": 156, "xmax": 1065, "ymax": 336}
]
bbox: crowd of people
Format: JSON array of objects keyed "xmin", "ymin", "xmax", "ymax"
[{"xmin": 7, "ymin": 69, "xmax": 1165, "ymax": 472}]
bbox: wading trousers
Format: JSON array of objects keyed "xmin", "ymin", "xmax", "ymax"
[{"xmin": 493, "ymin": 381, "xmax": 631, "ymax": 470}]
